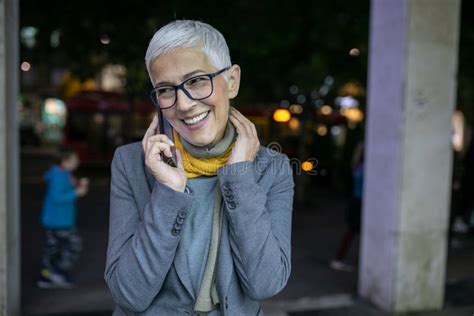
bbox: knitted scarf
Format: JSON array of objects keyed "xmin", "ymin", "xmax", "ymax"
[
  {"xmin": 173, "ymin": 122, "xmax": 235, "ymax": 179},
  {"xmin": 173, "ymin": 120, "xmax": 236, "ymax": 313}
]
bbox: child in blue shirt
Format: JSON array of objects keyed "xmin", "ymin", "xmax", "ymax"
[{"xmin": 37, "ymin": 147, "xmax": 89, "ymax": 288}]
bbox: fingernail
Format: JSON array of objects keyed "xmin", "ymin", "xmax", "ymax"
[{"xmin": 168, "ymin": 139, "xmax": 174, "ymax": 146}]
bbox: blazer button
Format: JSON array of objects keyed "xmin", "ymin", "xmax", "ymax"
[
  {"xmin": 222, "ymin": 182, "xmax": 230, "ymax": 190},
  {"xmin": 174, "ymin": 223, "xmax": 181, "ymax": 231},
  {"xmin": 177, "ymin": 217, "xmax": 184, "ymax": 225},
  {"xmin": 228, "ymin": 201, "xmax": 236, "ymax": 210},
  {"xmin": 224, "ymin": 190, "xmax": 232, "ymax": 197},
  {"xmin": 171, "ymin": 229, "xmax": 179, "ymax": 236},
  {"xmin": 178, "ymin": 210, "xmax": 186, "ymax": 219}
]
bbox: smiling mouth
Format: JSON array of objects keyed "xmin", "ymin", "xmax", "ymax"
[{"xmin": 181, "ymin": 111, "xmax": 211, "ymax": 125}]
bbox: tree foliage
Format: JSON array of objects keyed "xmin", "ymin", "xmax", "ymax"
[
  {"xmin": 20, "ymin": 0, "xmax": 473, "ymax": 120},
  {"xmin": 21, "ymin": 0, "xmax": 370, "ymax": 103}
]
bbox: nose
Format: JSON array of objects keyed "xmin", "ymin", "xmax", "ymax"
[{"xmin": 175, "ymin": 88, "xmax": 196, "ymax": 112}]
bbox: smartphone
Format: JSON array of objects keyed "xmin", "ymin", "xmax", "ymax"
[{"xmin": 156, "ymin": 109, "xmax": 178, "ymax": 168}]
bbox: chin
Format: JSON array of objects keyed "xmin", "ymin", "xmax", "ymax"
[{"xmin": 186, "ymin": 135, "xmax": 215, "ymax": 147}]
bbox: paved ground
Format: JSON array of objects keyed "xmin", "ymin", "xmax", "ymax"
[{"xmin": 20, "ymin": 150, "xmax": 474, "ymax": 315}]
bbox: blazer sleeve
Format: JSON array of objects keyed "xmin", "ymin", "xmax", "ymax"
[
  {"xmin": 216, "ymin": 153, "xmax": 294, "ymax": 300},
  {"xmin": 104, "ymin": 147, "xmax": 194, "ymax": 312}
]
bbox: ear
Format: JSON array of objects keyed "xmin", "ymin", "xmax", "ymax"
[{"xmin": 227, "ymin": 64, "xmax": 241, "ymax": 99}]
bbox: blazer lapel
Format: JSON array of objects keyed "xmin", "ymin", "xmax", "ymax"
[
  {"xmin": 216, "ymin": 213, "xmax": 232, "ymax": 299},
  {"xmin": 174, "ymin": 243, "xmax": 196, "ymax": 300},
  {"xmin": 143, "ymin": 160, "xmax": 195, "ymax": 299}
]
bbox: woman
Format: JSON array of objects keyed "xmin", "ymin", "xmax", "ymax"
[{"xmin": 105, "ymin": 20, "xmax": 294, "ymax": 315}]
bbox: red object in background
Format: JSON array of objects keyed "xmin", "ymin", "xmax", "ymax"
[
  {"xmin": 133, "ymin": 100, "xmax": 155, "ymax": 114},
  {"xmin": 65, "ymin": 91, "xmax": 129, "ymax": 113},
  {"xmin": 63, "ymin": 91, "xmax": 135, "ymax": 163}
]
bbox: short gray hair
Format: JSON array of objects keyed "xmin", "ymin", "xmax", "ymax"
[{"xmin": 145, "ymin": 20, "xmax": 232, "ymax": 84}]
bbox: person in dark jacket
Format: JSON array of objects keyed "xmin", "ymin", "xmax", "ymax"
[{"xmin": 330, "ymin": 141, "xmax": 364, "ymax": 272}]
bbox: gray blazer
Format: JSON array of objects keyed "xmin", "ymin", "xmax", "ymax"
[{"xmin": 105, "ymin": 142, "xmax": 294, "ymax": 315}]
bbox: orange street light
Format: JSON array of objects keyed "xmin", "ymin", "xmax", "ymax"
[
  {"xmin": 341, "ymin": 107, "xmax": 364, "ymax": 123},
  {"xmin": 301, "ymin": 161, "xmax": 314, "ymax": 172},
  {"xmin": 273, "ymin": 108, "xmax": 292, "ymax": 123},
  {"xmin": 320, "ymin": 105, "xmax": 333, "ymax": 115}
]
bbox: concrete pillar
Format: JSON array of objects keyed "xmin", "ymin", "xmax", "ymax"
[
  {"xmin": 0, "ymin": 0, "xmax": 20, "ymax": 314},
  {"xmin": 359, "ymin": 0, "xmax": 461, "ymax": 312}
]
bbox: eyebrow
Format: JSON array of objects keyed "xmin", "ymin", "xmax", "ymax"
[{"xmin": 155, "ymin": 69, "xmax": 208, "ymax": 86}]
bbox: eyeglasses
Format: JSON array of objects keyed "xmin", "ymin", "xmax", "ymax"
[{"xmin": 149, "ymin": 67, "xmax": 230, "ymax": 109}]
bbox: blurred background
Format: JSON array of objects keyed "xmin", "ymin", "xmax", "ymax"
[{"xmin": 14, "ymin": 0, "xmax": 474, "ymax": 315}]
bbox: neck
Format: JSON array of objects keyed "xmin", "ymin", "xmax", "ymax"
[{"xmin": 181, "ymin": 121, "xmax": 236, "ymax": 158}]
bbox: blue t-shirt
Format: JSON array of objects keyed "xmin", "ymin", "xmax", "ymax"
[{"xmin": 40, "ymin": 165, "xmax": 78, "ymax": 228}]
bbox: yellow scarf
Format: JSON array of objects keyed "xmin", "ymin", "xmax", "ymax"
[{"xmin": 173, "ymin": 130, "xmax": 234, "ymax": 179}]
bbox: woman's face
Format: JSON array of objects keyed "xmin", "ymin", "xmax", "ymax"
[{"xmin": 150, "ymin": 48, "xmax": 240, "ymax": 147}]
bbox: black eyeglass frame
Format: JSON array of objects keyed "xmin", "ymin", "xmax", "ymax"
[{"xmin": 148, "ymin": 66, "xmax": 231, "ymax": 110}]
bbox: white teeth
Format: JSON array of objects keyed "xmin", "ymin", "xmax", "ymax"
[{"xmin": 183, "ymin": 111, "xmax": 209, "ymax": 125}]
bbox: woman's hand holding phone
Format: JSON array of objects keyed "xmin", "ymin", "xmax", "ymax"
[{"xmin": 142, "ymin": 115, "xmax": 187, "ymax": 192}]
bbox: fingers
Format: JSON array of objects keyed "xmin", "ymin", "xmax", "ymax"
[
  {"xmin": 229, "ymin": 108, "xmax": 247, "ymax": 134},
  {"xmin": 230, "ymin": 108, "xmax": 258, "ymax": 139},
  {"xmin": 147, "ymin": 141, "xmax": 164, "ymax": 162},
  {"xmin": 231, "ymin": 108, "xmax": 253, "ymax": 134},
  {"xmin": 148, "ymin": 134, "xmax": 174, "ymax": 146},
  {"xmin": 144, "ymin": 115, "xmax": 158, "ymax": 140},
  {"xmin": 142, "ymin": 115, "xmax": 159, "ymax": 152},
  {"xmin": 142, "ymin": 116, "xmax": 175, "ymax": 155},
  {"xmin": 229, "ymin": 113, "xmax": 244, "ymax": 134},
  {"xmin": 175, "ymin": 149, "xmax": 185, "ymax": 171},
  {"xmin": 145, "ymin": 142, "xmax": 173, "ymax": 175},
  {"xmin": 227, "ymin": 109, "xmax": 260, "ymax": 164},
  {"xmin": 147, "ymin": 135, "xmax": 174, "ymax": 158},
  {"xmin": 144, "ymin": 134, "xmax": 174, "ymax": 171}
]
